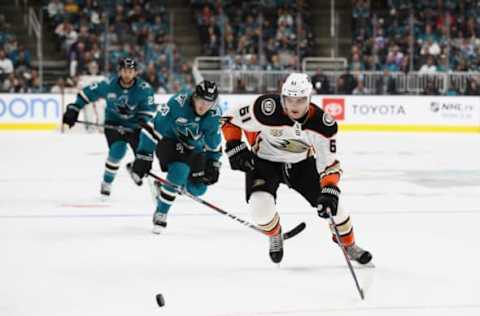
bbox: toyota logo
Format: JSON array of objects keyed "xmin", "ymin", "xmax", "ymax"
[{"xmin": 325, "ymin": 102, "xmax": 344, "ymax": 116}]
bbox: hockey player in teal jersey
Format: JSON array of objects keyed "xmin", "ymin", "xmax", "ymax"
[
  {"xmin": 62, "ymin": 57, "xmax": 156, "ymax": 196},
  {"xmin": 128, "ymin": 80, "xmax": 222, "ymax": 234}
]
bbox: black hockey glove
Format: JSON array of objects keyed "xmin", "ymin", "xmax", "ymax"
[
  {"xmin": 189, "ymin": 169, "xmax": 205, "ymax": 183},
  {"xmin": 317, "ymin": 185, "xmax": 341, "ymax": 218},
  {"xmin": 203, "ymin": 160, "xmax": 221, "ymax": 185},
  {"xmin": 225, "ymin": 141, "xmax": 255, "ymax": 172},
  {"xmin": 129, "ymin": 153, "xmax": 153, "ymax": 185},
  {"xmin": 62, "ymin": 104, "xmax": 80, "ymax": 128}
]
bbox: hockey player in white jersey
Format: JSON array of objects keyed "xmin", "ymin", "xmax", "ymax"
[{"xmin": 222, "ymin": 73, "xmax": 372, "ymax": 264}]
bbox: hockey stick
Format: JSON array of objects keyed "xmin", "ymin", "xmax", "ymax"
[
  {"xmin": 76, "ymin": 120, "xmax": 134, "ymax": 133},
  {"xmin": 142, "ymin": 169, "xmax": 306, "ymax": 240},
  {"xmin": 326, "ymin": 208, "xmax": 365, "ymax": 300}
]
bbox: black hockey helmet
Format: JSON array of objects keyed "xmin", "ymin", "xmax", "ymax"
[
  {"xmin": 118, "ymin": 57, "xmax": 138, "ymax": 70},
  {"xmin": 194, "ymin": 80, "xmax": 218, "ymax": 102}
]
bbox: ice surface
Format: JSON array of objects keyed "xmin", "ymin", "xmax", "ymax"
[{"xmin": 1, "ymin": 132, "xmax": 480, "ymax": 316}]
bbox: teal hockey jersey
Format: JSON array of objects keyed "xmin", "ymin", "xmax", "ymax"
[
  {"xmin": 137, "ymin": 91, "xmax": 222, "ymax": 161},
  {"xmin": 72, "ymin": 76, "xmax": 156, "ymax": 128}
]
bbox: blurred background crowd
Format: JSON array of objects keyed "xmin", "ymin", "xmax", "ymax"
[{"xmin": 1, "ymin": 0, "xmax": 479, "ymax": 95}]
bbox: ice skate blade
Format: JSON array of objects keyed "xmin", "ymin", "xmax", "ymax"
[
  {"xmin": 152, "ymin": 225, "xmax": 166, "ymax": 235},
  {"xmin": 99, "ymin": 194, "xmax": 110, "ymax": 202},
  {"xmin": 354, "ymin": 262, "xmax": 375, "ymax": 269}
]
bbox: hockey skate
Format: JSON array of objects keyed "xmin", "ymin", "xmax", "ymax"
[
  {"xmin": 269, "ymin": 230, "xmax": 284, "ymax": 264},
  {"xmin": 346, "ymin": 243, "xmax": 372, "ymax": 265},
  {"xmin": 152, "ymin": 212, "xmax": 168, "ymax": 234},
  {"xmin": 100, "ymin": 181, "xmax": 111, "ymax": 197}
]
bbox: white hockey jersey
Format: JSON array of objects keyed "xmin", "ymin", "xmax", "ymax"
[{"xmin": 222, "ymin": 94, "xmax": 342, "ymax": 185}]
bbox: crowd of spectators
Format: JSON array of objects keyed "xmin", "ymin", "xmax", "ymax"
[
  {"xmin": 191, "ymin": 0, "xmax": 314, "ymax": 71},
  {"xmin": 348, "ymin": 0, "xmax": 480, "ymax": 95},
  {"xmin": 45, "ymin": 0, "xmax": 194, "ymax": 93},
  {"xmin": 0, "ymin": 14, "xmax": 42, "ymax": 92},
  {"xmin": 3, "ymin": 0, "xmax": 480, "ymax": 95}
]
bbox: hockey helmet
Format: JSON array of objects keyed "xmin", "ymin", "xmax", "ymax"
[
  {"xmin": 281, "ymin": 73, "xmax": 313, "ymax": 98},
  {"xmin": 118, "ymin": 57, "xmax": 138, "ymax": 70},
  {"xmin": 194, "ymin": 80, "xmax": 219, "ymax": 102}
]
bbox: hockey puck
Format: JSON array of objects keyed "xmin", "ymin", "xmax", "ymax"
[{"xmin": 156, "ymin": 293, "xmax": 165, "ymax": 307}]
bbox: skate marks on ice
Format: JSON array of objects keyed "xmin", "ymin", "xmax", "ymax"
[
  {"xmin": 346, "ymin": 169, "xmax": 480, "ymax": 188},
  {"xmin": 214, "ymin": 304, "xmax": 480, "ymax": 316}
]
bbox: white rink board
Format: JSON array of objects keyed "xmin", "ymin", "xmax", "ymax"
[
  {"xmin": 318, "ymin": 95, "xmax": 480, "ymax": 126},
  {"xmin": 1, "ymin": 93, "xmax": 480, "ymax": 131}
]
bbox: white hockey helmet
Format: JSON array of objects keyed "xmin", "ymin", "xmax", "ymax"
[{"xmin": 281, "ymin": 73, "xmax": 313, "ymax": 99}]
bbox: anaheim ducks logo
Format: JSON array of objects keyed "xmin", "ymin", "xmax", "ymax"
[{"xmin": 269, "ymin": 138, "xmax": 310, "ymax": 153}]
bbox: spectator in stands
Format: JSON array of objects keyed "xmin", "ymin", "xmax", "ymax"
[
  {"xmin": 247, "ymin": 54, "xmax": 261, "ymax": 71},
  {"xmin": 375, "ymin": 69, "xmax": 397, "ymax": 95},
  {"xmin": 47, "ymin": 0, "xmax": 64, "ymax": 21},
  {"xmin": 419, "ymin": 55, "xmax": 438, "ymax": 73},
  {"xmin": 5, "ymin": 73, "xmax": 27, "ymax": 93},
  {"xmin": 86, "ymin": 60, "xmax": 100, "ymax": 76},
  {"xmin": 353, "ymin": 79, "xmax": 370, "ymax": 95},
  {"xmin": 311, "ymin": 67, "xmax": 331, "ymax": 95},
  {"xmin": 420, "ymin": 39, "xmax": 441, "ymax": 57},
  {"xmin": 191, "ymin": 0, "xmax": 313, "ymax": 72},
  {"xmin": 437, "ymin": 54, "xmax": 449, "ymax": 72},
  {"xmin": 4, "ymin": 37, "xmax": 18, "ymax": 57},
  {"xmin": 422, "ymin": 79, "xmax": 440, "ymax": 95},
  {"xmin": 399, "ymin": 55, "xmax": 410, "ymax": 73},
  {"xmin": 0, "ymin": 49, "xmax": 13, "ymax": 82},
  {"xmin": 337, "ymin": 69, "xmax": 358, "ymax": 95},
  {"xmin": 385, "ymin": 54, "xmax": 400, "ymax": 72},
  {"xmin": 350, "ymin": 53, "xmax": 365, "ymax": 71},
  {"xmin": 28, "ymin": 71, "xmax": 44, "ymax": 93},
  {"xmin": 50, "ymin": 78, "xmax": 65, "ymax": 93},
  {"xmin": 143, "ymin": 63, "xmax": 161, "ymax": 93},
  {"xmin": 465, "ymin": 77, "xmax": 480, "ymax": 95},
  {"xmin": 418, "ymin": 24, "xmax": 438, "ymax": 47},
  {"xmin": 55, "ymin": 20, "xmax": 78, "ymax": 52},
  {"xmin": 68, "ymin": 41, "xmax": 85, "ymax": 77}
]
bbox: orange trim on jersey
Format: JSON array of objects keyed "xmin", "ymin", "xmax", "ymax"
[
  {"xmin": 320, "ymin": 173, "xmax": 340, "ymax": 187},
  {"xmin": 244, "ymin": 131, "xmax": 259, "ymax": 146},
  {"xmin": 307, "ymin": 103, "xmax": 317, "ymax": 120},
  {"xmin": 221, "ymin": 122, "xmax": 242, "ymax": 141}
]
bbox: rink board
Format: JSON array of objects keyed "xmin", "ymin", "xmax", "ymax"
[{"xmin": 1, "ymin": 93, "xmax": 480, "ymax": 132}]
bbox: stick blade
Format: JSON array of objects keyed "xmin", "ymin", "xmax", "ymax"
[{"xmin": 283, "ymin": 222, "xmax": 306, "ymax": 240}]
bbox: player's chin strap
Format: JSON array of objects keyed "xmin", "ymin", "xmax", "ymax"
[
  {"xmin": 76, "ymin": 120, "xmax": 134, "ymax": 134},
  {"xmin": 146, "ymin": 170, "xmax": 306, "ymax": 240}
]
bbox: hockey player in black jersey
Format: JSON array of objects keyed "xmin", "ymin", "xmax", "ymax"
[{"xmin": 222, "ymin": 73, "xmax": 372, "ymax": 265}]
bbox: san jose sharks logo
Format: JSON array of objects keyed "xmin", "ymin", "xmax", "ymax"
[
  {"xmin": 175, "ymin": 118, "xmax": 202, "ymax": 142},
  {"xmin": 115, "ymin": 95, "xmax": 136, "ymax": 119}
]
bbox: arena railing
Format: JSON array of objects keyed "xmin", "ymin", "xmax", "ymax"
[{"xmin": 196, "ymin": 69, "xmax": 480, "ymax": 95}]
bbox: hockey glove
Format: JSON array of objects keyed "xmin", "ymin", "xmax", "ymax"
[
  {"xmin": 189, "ymin": 169, "xmax": 205, "ymax": 183},
  {"xmin": 225, "ymin": 141, "xmax": 255, "ymax": 172},
  {"xmin": 317, "ymin": 185, "xmax": 341, "ymax": 218},
  {"xmin": 130, "ymin": 153, "xmax": 153, "ymax": 185},
  {"xmin": 203, "ymin": 160, "xmax": 221, "ymax": 185},
  {"xmin": 62, "ymin": 104, "xmax": 80, "ymax": 128}
]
